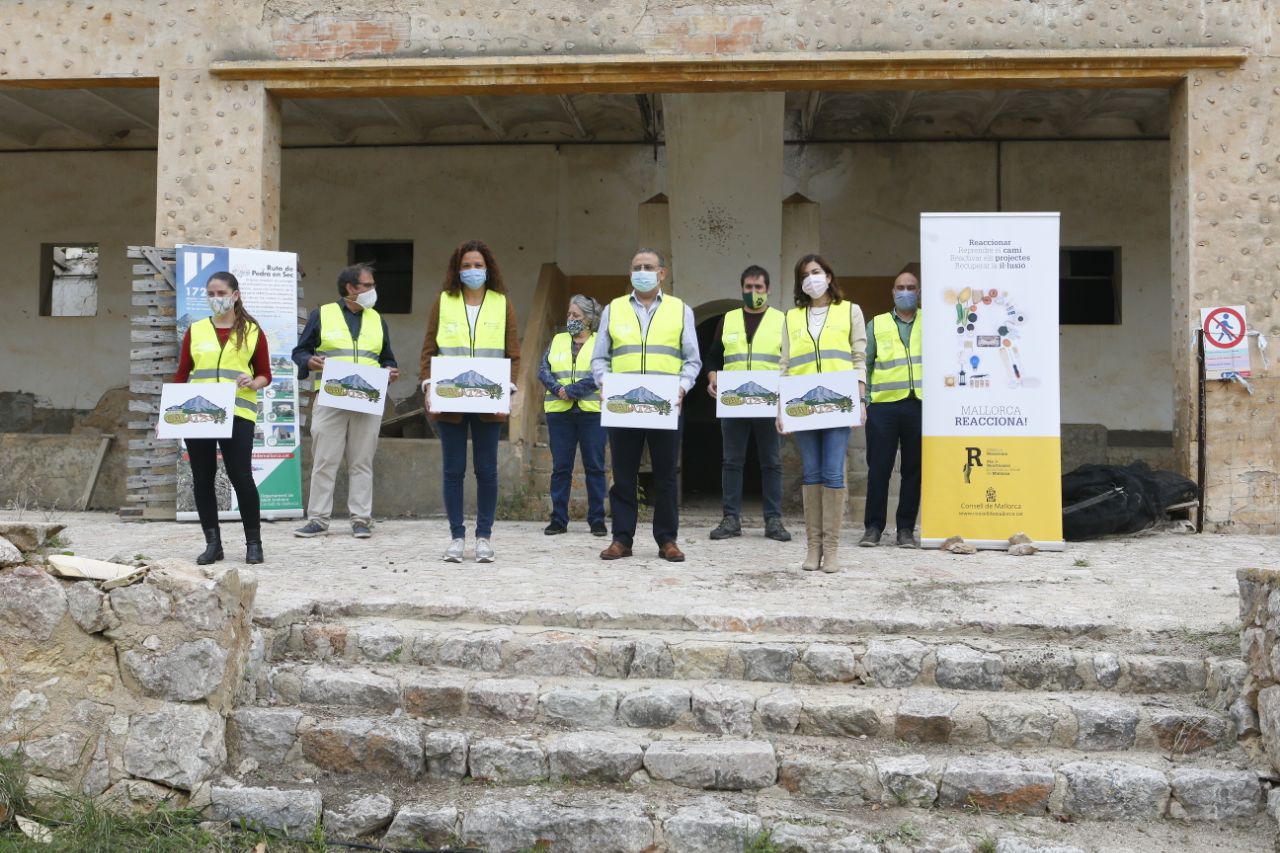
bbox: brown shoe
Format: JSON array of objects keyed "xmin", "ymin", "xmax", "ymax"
[
  {"xmin": 658, "ymin": 541, "xmax": 685, "ymax": 562},
  {"xmin": 600, "ymin": 541, "xmax": 632, "ymax": 560}
]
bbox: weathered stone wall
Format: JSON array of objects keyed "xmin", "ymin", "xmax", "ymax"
[{"xmin": 0, "ymin": 524, "xmax": 255, "ymax": 808}]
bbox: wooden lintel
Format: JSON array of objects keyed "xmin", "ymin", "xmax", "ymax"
[{"xmin": 211, "ymin": 49, "xmax": 1248, "ymax": 98}]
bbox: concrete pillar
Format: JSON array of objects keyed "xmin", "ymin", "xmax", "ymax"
[
  {"xmin": 155, "ymin": 72, "xmax": 282, "ymax": 249},
  {"xmin": 663, "ymin": 93, "xmax": 785, "ymax": 313},
  {"xmin": 782, "ymin": 192, "xmax": 822, "ymax": 287},
  {"xmin": 637, "ymin": 192, "xmax": 672, "ymax": 275}
]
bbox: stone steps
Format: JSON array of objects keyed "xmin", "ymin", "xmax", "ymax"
[
  {"xmin": 260, "ymin": 616, "xmax": 1242, "ymax": 700},
  {"xmin": 253, "ymin": 662, "xmax": 1239, "ymax": 757}
]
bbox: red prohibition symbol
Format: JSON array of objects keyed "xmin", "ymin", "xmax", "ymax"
[{"xmin": 1203, "ymin": 307, "xmax": 1246, "ymax": 349}]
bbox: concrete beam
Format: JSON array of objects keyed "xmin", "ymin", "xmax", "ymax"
[
  {"xmin": 464, "ymin": 96, "xmax": 506, "ymax": 141},
  {"xmin": 79, "ymin": 89, "xmax": 157, "ymax": 131},
  {"xmin": 1064, "ymin": 89, "xmax": 1111, "ymax": 131},
  {"xmin": 971, "ymin": 91, "xmax": 1014, "ymax": 136},
  {"xmin": 0, "ymin": 91, "xmax": 112, "ymax": 145},
  {"xmin": 557, "ymin": 94, "xmax": 589, "ymax": 140},
  {"xmin": 375, "ymin": 97, "xmax": 424, "ymax": 139},
  {"xmin": 800, "ymin": 91, "xmax": 824, "ymax": 141},
  {"xmin": 286, "ymin": 99, "xmax": 354, "ymax": 144}
]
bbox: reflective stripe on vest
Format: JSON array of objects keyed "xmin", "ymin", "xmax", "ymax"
[
  {"xmin": 721, "ymin": 307, "xmax": 784, "ymax": 371},
  {"xmin": 785, "ymin": 303, "xmax": 854, "ymax": 375},
  {"xmin": 869, "ymin": 310, "xmax": 923, "ymax": 403},
  {"xmin": 544, "ymin": 332, "xmax": 601, "ymax": 413},
  {"xmin": 607, "ymin": 293, "xmax": 685, "ymax": 375},
  {"xmin": 189, "ymin": 317, "xmax": 261, "ymax": 421},
  {"xmin": 315, "ymin": 302, "xmax": 384, "ymax": 390},
  {"xmin": 436, "ymin": 290, "xmax": 508, "ymax": 359}
]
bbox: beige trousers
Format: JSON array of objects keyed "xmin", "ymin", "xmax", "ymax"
[{"xmin": 307, "ymin": 403, "xmax": 381, "ymax": 527}]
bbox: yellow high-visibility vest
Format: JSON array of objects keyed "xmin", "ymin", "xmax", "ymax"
[
  {"xmin": 785, "ymin": 303, "xmax": 854, "ymax": 375},
  {"xmin": 869, "ymin": 310, "xmax": 923, "ymax": 403},
  {"xmin": 721, "ymin": 307, "xmax": 784, "ymax": 371},
  {"xmin": 607, "ymin": 293, "xmax": 685, "ymax": 374},
  {"xmin": 436, "ymin": 290, "xmax": 508, "ymax": 358},
  {"xmin": 314, "ymin": 302, "xmax": 384, "ymax": 390},
  {"xmin": 189, "ymin": 317, "xmax": 261, "ymax": 422},
  {"xmin": 543, "ymin": 332, "xmax": 600, "ymax": 413}
]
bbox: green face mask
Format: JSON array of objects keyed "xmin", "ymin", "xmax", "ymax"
[{"xmin": 743, "ymin": 291, "xmax": 767, "ymax": 310}]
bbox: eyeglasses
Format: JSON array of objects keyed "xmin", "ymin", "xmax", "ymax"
[{"xmin": 631, "ymin": 264, "xmax": 660, "ymax": 272}]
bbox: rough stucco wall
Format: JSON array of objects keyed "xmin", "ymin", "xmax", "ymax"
[{"xmin": 556, "ymin": 145, "xmax": 664, "ymax": 278}]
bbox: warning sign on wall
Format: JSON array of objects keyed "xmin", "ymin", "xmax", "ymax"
[{"xmin": 1200, "ymin": 305, "xmax": 1251, "ymax": 379}]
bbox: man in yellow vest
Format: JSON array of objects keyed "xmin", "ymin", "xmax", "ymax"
[
  {"xmin": 861, "ymin": 271, "xmax": 923, "ymax": 548},
  {"xmin": 591, "ymin": 248, "xmax": 702, "ymax": 562},
  {"xmin": 291, "ymin": 263, "xmax": 399, "ymax": 539},
  {"xmin": 704, "ymin": 265, "xmax": 790, "ymax": 542}
]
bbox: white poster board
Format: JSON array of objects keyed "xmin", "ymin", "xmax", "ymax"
[
  {"xmin": 779, "ymin": 372, "xmax": 862, "ymax": 432},
  {"xmin": 429, "ymin": 357, "xmax": 512, "ymax": 414},
  {"xmin": 1200, "ymin": 305, "xmax": 1251, "ymax": 379},
  {"xmin": 716, "ymin": 370, "xmax": 780, "ymax": 419},
  {"xmin": 157, "ymin": 383, "xmax": 236, "ymax": 439},
  {"xmin": 601, "ymin": 372, "xmax": 681, "ymax": 430},
  {"xmin": 317, "ymin": 360, "xmax": 390, "ymax": 415}
]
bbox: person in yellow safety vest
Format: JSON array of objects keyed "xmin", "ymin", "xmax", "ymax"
[
  {"xmin": 292, "ymin": 263, "xmax": 400, "ymax": 540},
  {"xmin": 538, "ymin": 294, "xmax": 608, "ymax": 538},
  {"xmin": 860, "ymin": 270, "xmax": 923, "ymax": 549},
  {"xmin": 172, "ymin": 271, "xmax": 271, "ymax": 566},
  {"xmin": 778, "ymin": 254, "xmax": 867, "ymax": 574},
  {"xmin": 704, "ymin": 265, "xmax": 791, "ymax": 543},
  {"xmin": 418, "ymin": 239, "xmax": 522, "ymax": 565},
  {"xmin": 591, "ymin": 248, "xmax": 702, "ymax": 563}
]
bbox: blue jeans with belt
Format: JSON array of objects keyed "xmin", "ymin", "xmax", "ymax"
[
  {"xmin": 437, "ymin": 414, "xmax": 501, "ymax": 539},
  {"xmin": 547, "ymin": 406, "xmax": 607, "ymax": 527},
  {"xmin": 793, "ymin": 426, "xmax": 851, "ymax": 488}
]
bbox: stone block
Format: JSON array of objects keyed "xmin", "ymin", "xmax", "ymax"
[
  {"xmin": 1127, "ymin": 657, "xmax": 1206, "ymax": 692},
  {"xmin": 895, "ymin": 692, "xmax": 958, "ymax": 744},
  {"xmin": 384, "ymin": 805, "xmax": 459, "ymax": 849},
  {"xmin": 547, "ymin": 732, "xmax": 644, "ymax": 782},
  {"xmin": 1258, "ymin": 685, "xmax": 1280, "ymax": 768},
  {"xmin": 1003, "ymin": 648, "xmax": 1084, "ymax": 690},
  {"xmin": 939, "ymin": 756, "xmax": 1054, "ymax": 815},
  {"xmin": 0, "ymin": 522, "xmax": 64, "ymax": 553},
  {"xmin": 1092, "ymin": 653, "xmax": 1121, "ymax": 688},
  {"xmin": 423, "ymin": 730, "xmax": 468, "ymax": 780},
  {"xmin": 0, "ymin": 566, "xmax": 68, "ymax": 641},
  {"xmin": 663, "ymin": 801, "xmax": 762, "ymax": 853},
  {"xmin": 469, "ymin": 737, "xmax": 547, "ymax": 783},
  {"xmin": 778, "ymin": 752, "xmax": 863, "ymax": 797},
  {"xmin": 210, "ymin": 786, "xmax": 322, "ymax": 833},
  {"xmin": 301, "ymin": 624, "xmax": 349, "ymax": 659},
  {"xmin": 618, "ymin": 686, "xmax": 690, "ymax": 728},
  {"xmin": 981, "ymin": 702, "xmax": 1059, "ymax": 747},
  {"xmin": 757, "ymin": 690, "xmax": 801, "ymax": 734},
  {"xmin": 799, "ymin": 694, "xmax": 883, "ymax": 738},
  {"xmin": 401, "ymin": 673, "xmax": 467, "ymax": 718},
  {"xmin": 1058, "ymin": 761, "xmax": 1169, "ymax": 820},
  {"xmin": 462, "ymin": 800, "xmax": 652, "ymax": 853},
  {"xmin": 863, "ymin": 638, "xmax": 927, "ymax": 688},
  {"xmin": 123, "ymin": 703, "xmax": 226, "ymax": 791},
  {"xmin": 121, "ymin": 638, "xmax": 229, "ymax": 702},
  {"xmin": 1069, "ymin": 700, "xmax": 1139, "ymax": 750},
  {"xmin": 769, "ymin": 823, "xmax": 877, "ymax": 853},
  {"xmin": 995, "ymin": 841, "xmax": 1085, "ymax": 853},
  {"xmin": 876, "ymin": 754, "xmax": 937, "ymax": 807},
  {"xmin": 643, "ymin": 740, "xmax": 776, "ymax": 790},
  {"xmin": 801, "ymin": 644, "xmax": 859, "ymax": 682},
  {"xmin": 355, "ymin": 623, "xmax": 404, "ymax": 662},
  {"xmin": 690, "ymin": 684, "xmax": 755, "ymax": 735},
  {"xmin": 108, "ymin": 582, "xmax": 171, "ymax": 627},
  {"xmin": 1149, "ymin": 710, "xmax": 1229, "ymax": 754},
  {"xmin": 1232, "ymin": 695, "xmax": 1260, "ymax": 738},
  {"xmin": 1243, "ymin": 627, "xmax": 1269, "ymax": 681},
  {"xmin": 229, "ymin": 708, "xmax": 301, "ymax": 765},
  {"xmin": 100, "ymin": 779, "xmax": 183, "ymax": 814},
  {"xmin": 324, "ymin": 792, "xmax": 394, "ymax": 838},
  {"xmin": 66, "ymin": 581, "xmax": 110, "ymax": 633},
  {"xmin": 509, "ymin": 632, "xmax": 597, "ymax": 676},
  {"xmin": 737, "ymin": 643, "xmax": 798, "ymax": 682},
  {"xmin": 19, "ymin": 733, "xmax": 83, "ymax": 780},
  {"xmin": 0, "ymin": 536, "xmax": 22, "ymax": 567},
  {"xmin": 436, "ymin": 628, "xmax": 512, "ymax": 671},
  {"xmin": 299, "ymin": 717, "xmax": 423, "ymax": 777},
  {"xmin": 935, "ymin": 644, "xmax": 1004, "ymax": 690},
  {"xmin": 468, "ymin": 679, "xmax": 539, "ymax": 722},
  {"xmin": 299, "ymin": 666, "xmax": 400, "ymax": 710},
  {"xmin": 671, "ymin": 642, "xmax": 731, "ymax": 679},
  {"xmin": 1169, "ymin": 768, "xmax": 1263, "ymax": 819},
  {"xmin": 629, "ymin": 636, "xmax": 675, "ymax": 678},
  {"xmin": 541, "ymin": 687, "xmax": 619, "ymax": 728}
]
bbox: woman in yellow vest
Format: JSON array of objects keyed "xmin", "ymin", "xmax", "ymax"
[
  {"xmin": 418, "ymin": 240, "xmax": 521, "ymax": 564},
  {"xmin": 778, "ymin": 254, "xmax": 867, "ymax": 574},
  {"xmin": 172, "ymin": 271, "xmax": 271, "ymax": 566},
  {"xmin": 538, "ymin": 295, "xmax": 608, "ymax": 537}
]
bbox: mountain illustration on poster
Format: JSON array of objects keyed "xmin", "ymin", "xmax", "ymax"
[
  {"xmin": 163, "ymin": 394, "xmax": 227, "ymax": 424},
  {"xmin": 785, "ymin": 385, "xmax": 854, "ymax": 416},
  {"xmin": 721, "ymin": 380, "xmax": 779, "ymax": 406},
  {"xmin": 606, "ymin": 385, "xmax": 673, "ymax": 415},
  {"xmin": 435, "ymin": 370, "xmax": 504, "ymax": 399},
  {"xmin": 323, "ymin": 373, "xmax": 382, "ymax": 402}
]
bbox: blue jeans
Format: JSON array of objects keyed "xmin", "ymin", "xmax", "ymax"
[
  {"xmin": 437, "ymin": 414, "xmax": 501, "ymax": 539},
  {"xmin": 793, "ymin": 426, "xmax": 851, "ymax": 488},
  {"xmin": 547, "ymin": 407, "xmax": 607, "ymax": 527},
  {"xmin": 721, "ymin": 417, "xmax": 783, "ymax": 521}
]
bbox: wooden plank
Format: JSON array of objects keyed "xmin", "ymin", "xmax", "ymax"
[
  {"xmin": 132, "ymin": 315, "xmax": 176, "ymax": 328},
  {"xmin": 130, "ymin": 363, "xmax": 177, "ymax": 377},
  {"xmin": 129, "ymin": 246, "xmax": 176, "ymax": 259},
  {"xmin": 129, "ymin": 380, "xmax": 163, "ymax": 395},
  {"xmin": 131, "ymin": 330, "xmax": 174, "ymax": 344},
  {"xmin": 127, "ymin": 420, "xmax": 158, "ymax": 431},
  {"xmin": 133, "ymin": 293, "xmax": 175, "ymax": 308},
  {"xmin": 141, "ymin": 247, "xmax": 176, "ymax": 287},
  {"xmin": 128, "ymin": 400, "xmax": 160, "ymax": 414},
  {"xmin": 132, "ymin": 279, "xmax": 174, "ymax": 293},
  {"xmin": 129, "ymin": 438, "xmax": 176, "ymax": 450},
  {"xmin": 128, "ymin": 455, "xmax": 180, "ymax": 468},
  {"xmin": 141, "ymin": 506, "xmax": 177, "ymax": 520},
  {"xmin": 127, "ymin": 474, "xmax": 177, "ymax": 488},
  {"xmin": 130, "ymin": 345, "xmax": 175, "ymax": 361},
  {"xmin": 76, "ymin": 435, "xmax": 113, "ymax": 511}
]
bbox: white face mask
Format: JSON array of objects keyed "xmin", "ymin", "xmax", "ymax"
[
  {"xmin": 354, "ymin": 289, "xmax": 378, "ymax": 309},
  {"xmin": 802, "ymin": 274, "xmax": 829, "ymax": 299},
  {"xmin": 208, "ymin": 295, "xmax": 236, "ymax": 315}
]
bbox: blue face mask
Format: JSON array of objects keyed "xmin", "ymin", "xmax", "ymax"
[
  {"xmin": 631, "ymin": 270, "xmax": 659, "ymax": 293},
  {"xmin": 566, "ymin": 318, "xmax": 585, "ymax": 336},
  {"xmin": 460, "ymin": 268, "xmax": 487, "ymax": 289},
  {"xmin": 894, "ymin": 290, "xmax": 919, "ymax": 311}
]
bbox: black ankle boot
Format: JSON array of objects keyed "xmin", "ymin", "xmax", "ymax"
[
  {"xmin": 196, "ymin": 528, "xmax": 223, "ymax": 565},
  {"xmin": 244, "ymin": 526, "xmax": 264, "ymax": 565}
]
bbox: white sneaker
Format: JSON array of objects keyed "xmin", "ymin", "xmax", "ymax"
[
  {"xmin": 475, "ymin": 538, "xmax": 495, "ymax": 563},
  {"xmin": 443, "ymin": 538, "xmax": 465, "ymax": 563}
]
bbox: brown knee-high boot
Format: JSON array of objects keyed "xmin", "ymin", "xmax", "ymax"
[
  {"xmin": 801, "ymin": 484, "xmax": 823, "ymax": 571},
  {"xmin": 820, "ymin": 486, "xmax": 847, "ymax": 573}
]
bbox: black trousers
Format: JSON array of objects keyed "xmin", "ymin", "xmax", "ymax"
[
  {"xmin": 863, "ymin": 396, "xmax": 922, "ymax": 533},
  {"xmin": 186, "ymin": 416, "xmax": 260, "ymax": 534},
  {"xmin": 608, "ymin": 425, "xmax": 680, "ymax": 548}
]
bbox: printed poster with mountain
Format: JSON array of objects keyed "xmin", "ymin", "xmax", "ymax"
[
  {"xmin": 428, "ymin": 357, "xmax": 512, "ymax": 414},
  {"xmin": 317, "ymin": 359, "xmax": 391, "ymax": 416},
  {"xmin": 715, "ymin": 370, "xmax": 780, "ymax": 419},
  {"xmin": 600, "ymin": 372, "xmax": 681, "ymax": 430},
  {"xmin": 778, "ymin": 372, "xmax": 862, "ymax": 432},
  {"xmin": 156, "ymin": 383, "xmax": 236, "ymax": 439}
]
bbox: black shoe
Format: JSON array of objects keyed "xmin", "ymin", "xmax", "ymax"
[
  {"xmin": 896, "ymin": 529, "xmax": 918, "ymax": 548},
  {"xmin": 196, "ymin": 528, "xmax": 223, "ymax": 565},
  {"xmin": 352, "ymin": 522, "xmax": 372, "ymax": 539},
  {"xmin": 764, "ymin": 516, "xmax": 792, "ymax": 542},
  {"xmin": 245, "ymin": 540, "xmax": 264, "ymax": 564},
  {"xmin": 858, "ymin": 526, "xmax": 882, "ymax": 548},
  {"xmin": 544, "ymin": 522, "xmax": 568, "ymax": 535},
  {"xmin": 709, "ymin": 515, "xmax": 741, "ymax": 540},
  {"xmin": 590, "ymin": 522, "xmax": 608, "ymax": 537}
]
